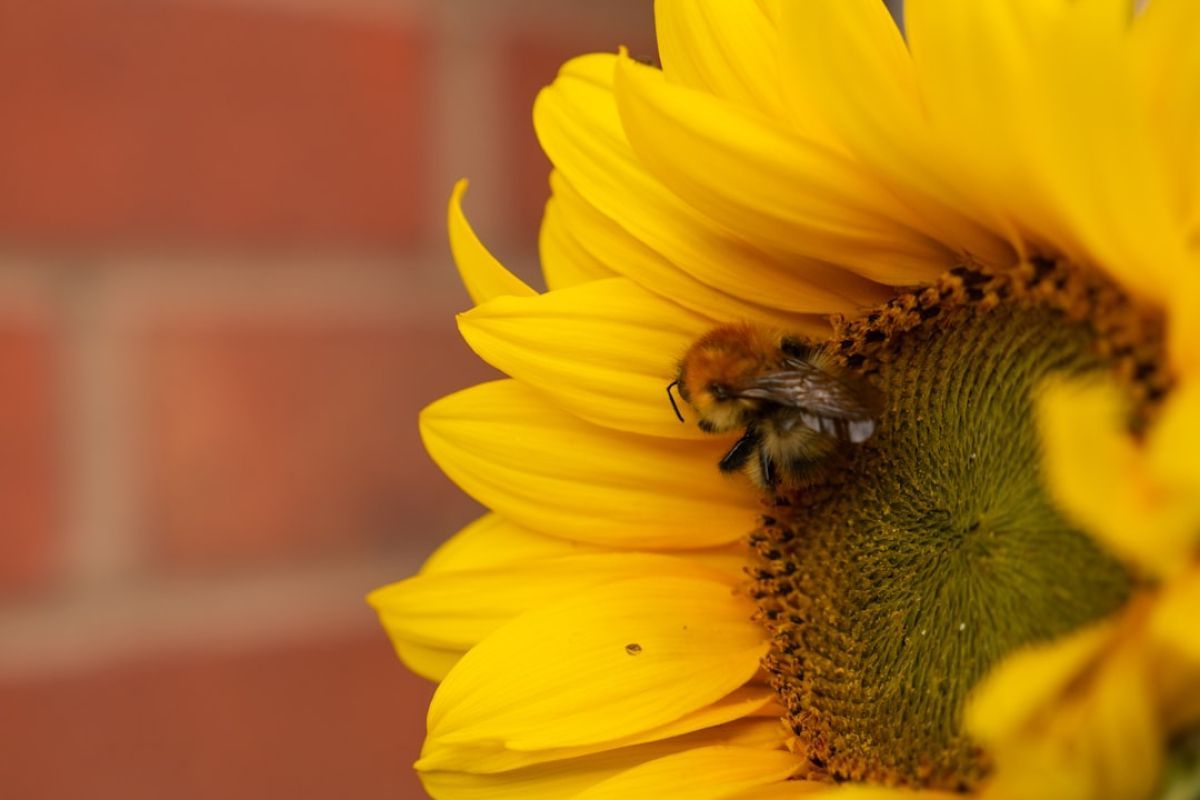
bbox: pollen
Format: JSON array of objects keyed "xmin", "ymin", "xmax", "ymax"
[{"xmin": 749, "ymin": 259, "xmax": 1166, "ymax": 790}]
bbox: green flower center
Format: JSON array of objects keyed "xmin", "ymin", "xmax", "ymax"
[{"xmin": 751, "ymin": 262, "xmax": 1166, "ymax": 790}]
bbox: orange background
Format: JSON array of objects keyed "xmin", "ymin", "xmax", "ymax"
[{"xmin": 0, "ymin": 1, "xmax": 653, "ymax": 797}]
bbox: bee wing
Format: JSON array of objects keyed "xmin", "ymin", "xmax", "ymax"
[{"xmin": 735, "ymin": 362, "xmax": 882, "ymax": 443}]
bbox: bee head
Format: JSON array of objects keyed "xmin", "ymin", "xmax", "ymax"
[{"xmin": 675, "ymin": 324, "xmax": 777, "ymax": 432}]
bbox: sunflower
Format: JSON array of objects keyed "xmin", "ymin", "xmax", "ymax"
[{"xmin": 371, "ymin": 1, "xmax": 1200, "ymax": 798}]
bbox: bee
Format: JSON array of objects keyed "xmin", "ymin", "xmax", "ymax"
[{"xmin": 667, "ymin": 323, "xmax": 883, "ymax": 491}]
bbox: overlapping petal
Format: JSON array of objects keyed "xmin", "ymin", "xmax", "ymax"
[
  {"xmin": 539, "ymin": 196, "xmax": 617, "ymax": 290},
  {"xmin": 371, "ymin": 551, "xmax": 739, "ymax": 653},
  {"xmin": 395, "ymin": 640, "xmax": 468, "ymax": 683},
  {"xmin": 1038, "ymin": 376, "xmax": 1200, "ymax": 578},
  {"xmin": 419, "ymin": 686, "xmax": 776, "ymax": 775},
  {"xmin": 905, "ymin": 0, "xmax": 1193, "ymax": 311},
  {"xmin": 420, "ymin": 577, "xmax": 767, "ymax": 766},
  {"xmin": 418, "ymin": 514, "xmax": 605, "ymax": 575},
  {"xmin": 420, "ymin": 718, "xmax": 787, "ymax": 800},
  {"xmin": 548, "ymin": 171, "xmax": 827, "ymax": 333},
  {"xmin": 1131, "ymin": 0, "xmax": 1200, "ymax": 236},
  {"xmin": 966, "ymin": 618, "xmax": 1119, "ymax": 746},
  {"xmin": 724, "ymin": 785, "xmax": 960, "ymax": 800},
  {"xmin": 536, "ymin": 53, "xmax": 891, "ymax": 317},
  {"xmin": 1021, "ymin": 0, "xmax": 1184, "ymax": 300},
  {"xmin": 655, "ymin": 0, "xmax": 787, "ymax": 120},
  {"xmin": 418, "ymin": 512, "xmax": 746, "ymax": 579},
  {"xmin": 778, "ymin": 1, "xmax": 1017, "ymax": 266},
  {"xmin": 613, "ymin": 52, "xmax": 957, "ymax": 283},
  {"xmin": 1148, "ymin": 570, "xmax": 1200, "ymax": 731},
  {"xmin": 571, "ymin": 745, "xmax": 799, "ymax": 799},
  {"xmin": 903, "ymin": 0, "xmax": 1067, "ymax": 255},
  {"xmin": 419, "ymin": 380, "xmax": 757, "ymax": 548},
  {"xmin": 968, "ymin": 615, "xmax": 1161, "ymax": 800},
  {"xmin": 458, "ymin": 276, "xmax": 717, "ymax": 438},
  {"xmin": 377, "ymin": 513, "xmax": 747, "ymax": 681}
]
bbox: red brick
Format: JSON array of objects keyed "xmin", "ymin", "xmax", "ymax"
[
  {"xmin": 138, "ymin": 317, "xmax": 496, "ymax": 570},
  {"xmin": 499, "ymin": 16, "xmax": 657, "ymax": 242},
  {"xmin": 0, "ymin": 0, "xmax": 431, "ymax": 246},
  {"xmin": 0, "ymin": 319, "xmax": 60, "ymax": 592},
  {"xmin": 0, "ymin": 629, "xmax": 433, "ymax": 800}
]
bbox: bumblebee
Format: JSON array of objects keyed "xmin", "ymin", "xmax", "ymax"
[{"xmin": 668, "ymin": 323, "xmax": 883, "ymax": 490}]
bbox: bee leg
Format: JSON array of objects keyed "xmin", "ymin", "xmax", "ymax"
[
  {"xmin": 758, "ymin": 445, "xmax": 777, "ymax": 489},
  {"xmin": 718, "ymin": 427, "xmax": 760, "ymax": 472},
  {"xmin": 779, "ymin": 336, "xmax": 818, "ymax": 360}
]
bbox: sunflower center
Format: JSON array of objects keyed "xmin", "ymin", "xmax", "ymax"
[{"xmin": 750, "ymin": 262, "xmax": 1166, "ymax": 791}]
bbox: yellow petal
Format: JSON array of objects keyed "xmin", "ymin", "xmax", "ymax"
[
  {"xmin": 832, "ymin": 789, "xmax": 962, "ymax": 800},
  {"xmin": 1147, "ymin": 569, "xmax": 1200, "ymax": 732},
  {"xmin": 1145, "ymin": 377, "xmax": 1200, "ymax": 531},
  {"xmin": 655, "ymin": 0, "xmax": 787, "ymax": 120},
  {"xmin": 394, "ymin": 639, "xmax": 465, "ymax": 683},
  {"xmin": 370, "ymin": 551, "xmax": 739, "ymax": 652},
  {"xmin": 908, "ymin": 0, "xmax": 1188, "ymax": 301},
  {"xmin": 418, "ymin": 512, "xmax": 748, "ymax": 579},
  {"xmin": 535, "ymin": 54, "xmax": 890, "ymax": 316},
  {"xmin": 459, "ymin": 276, "xmax": 718, "ymax": 439},
  {"xmin": 419, "ymin": 685, "xmax": 776, "ymax": 774},
  {"xmin": 539, "ymin": 194, "xmax": 617, "ymax": 290},
  {"xmin": 572, "ymin": 745, "xmax": 799, "ymax": 800},
  {"xmin": 612, "ymin": 52, "xmax": 953, "ymax": 283},
  {"xmin": 1026, "ymin": 0, "xmax": 1184, "ymax": 302},
  {"xmin": 724, "ymin": 784, "xmax": 954, "ymax": 800},
  {"xmin": 419, "ymin": 513, "xmax": 604, "ymax": 575},
  {"xmin": 420, "ymin": 380, "xmax": 758, "ymax": 548},
  {"xmin": 966, "ymin": 618, "xmax": 1118, "ymax": 744},
  {"xmin": 380, "ymin": 515, "xmax": 745, "ymax": 681},
  {"xmin": 903, "ymin": 0, "xmax": 1066, "ymax": 256},
  {"xmin": 1131, "ymin": 0, "xmax": 1200, "ymax": 237},
  {"xmin": 549, "ymin": 171, "xmax": 831, "ymax": 334},
  {"xmin": 1038, "ymin": 376, "xmax": 1200, "ymax": 578},
  {"xmin": 722, "ymin": 785, "xmax": 826, "ymax": 800},
  {"xmin": 779, "ymin": 0, "xmax": 1017, "ymax": 267},
  {"xmin": 971, "ymin": 630, "xmax": 1160, "ymax": 800},
  {"xmin": 1167, "ymin": 283, "xmax": 1200, "ymax": 377},
  {"xmin": 382, "ymin": 512, "xmax": 573, "ymax": 681},
  {"xmin": 779, "ymin": 0, "xmax": 919, "ymax": 138},
  {"xmin": 449, "ymin": 180, "xmax": 536, "ymax": 305},
  {"xmin": 419, "ymin": 717, "xmax": 786, "ymax": 800},
  {"xmin": 1150, "ymin": 568, "xmax": 1200, "ymax": 666},
  {"xmin": 421, "ymin": 576, "xmax": 766, "ymax": 759}
]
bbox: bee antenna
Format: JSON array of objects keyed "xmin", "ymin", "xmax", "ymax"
[{"xmin": 666, "ymin": 380, "xmax": 685, "ymax": 423}]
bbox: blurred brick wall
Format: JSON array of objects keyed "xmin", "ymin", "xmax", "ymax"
[{"xmin": 0, "ymin": 1, "xmax": 653, "ymax": 798}]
